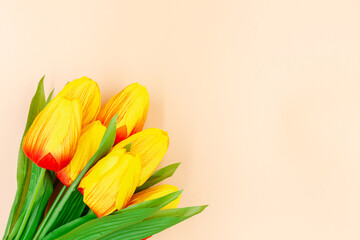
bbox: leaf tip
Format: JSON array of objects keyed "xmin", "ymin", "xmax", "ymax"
[{"xmin": 124, "ymin": 142, "xmax": 133, "ymax": 152}]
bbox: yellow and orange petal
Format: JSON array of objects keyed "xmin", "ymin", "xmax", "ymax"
[
  {"xmin": 97, "ymin": 83, "xmax": 149, "ymax": 144},
  {"xmin": 78, "ymin": 149, "xmax": 141, "ymax": 217},
  {"xmin": 112, "ymin": 128, "xmax": 169, "ymax": 186},
  {"xmin": 23, "ymin": 97, "xmax": 82, "ymax": 172},
  {"xmin": 56, "ymin": 76, "xmax": 101, "ymax": 126},
  {"xmin": 56, "ymin": 121, "xmax": 107, "ymax": 186},
  {"xmin": 127, "ymin": 185, "xmax": 181, "ymax": 210}
]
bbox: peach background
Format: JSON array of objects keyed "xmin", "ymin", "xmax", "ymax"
[{"xmin": 1, "ymin": 0, "xmax": 360, "ymax": 239}]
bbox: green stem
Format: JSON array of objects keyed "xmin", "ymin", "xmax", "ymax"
[
  {"xmin": 33, "ymin": 160, "xmax": 94, "ymax": 240},
  {"xmin": 33, "ymin": 185, "xmax": 67, "ymax": 239},
  {"xmin": 14, "ymin": 168, "xmax": 46, "ymax": 240},
  {"xmin": 46, "ymin": 184, "xmax": 67, "ymax": 219}
]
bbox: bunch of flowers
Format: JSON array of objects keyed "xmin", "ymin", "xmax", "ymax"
[{"xmin": 3, "ymin": 76, "xmax": 206, "ymax": 240}]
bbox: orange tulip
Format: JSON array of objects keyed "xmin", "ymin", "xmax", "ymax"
[
  {"xmin": 97, "ymin": 83, "xmax": 149, "ymax": 144},
  {"xmin": 56, "ymin": 121, "xmax": 107, "ymax": 186},
  {"xmin": 78, "ymin": 149, "xmax": 141, "ymax": 217},
  {"xmin": 23, "ymin": 97, "xmax": 82, "ymax": 172}
]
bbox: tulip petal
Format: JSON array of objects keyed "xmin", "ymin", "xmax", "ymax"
[
  {"xmin": 115, "ymin": 154, "xmax": 142, "ymax": 210},
  {"xmin": 56, "ymin": 121, "xmax": 107, "ymax": 186},
  {"xmin": 57, "ymin": 76, "xmax": 101, "ymax": 126},
  {"xmin": 112, "ymin": 128, "xmax": 169, "ymax": 186}
]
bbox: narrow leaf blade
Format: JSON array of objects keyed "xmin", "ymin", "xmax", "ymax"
[
  {"xmin": 42, "ymin": 214, "xmax": 97, "ymax": 240},
  {"xmin": 100, "ymin": 206, "xmax": 207, "ymax": 240},
  {"xmin": 20, "ymin": 172, "xmax": 54, "ymax": 240},
  {"xmin": 43, "ymin": 191, "xmax": 183, "ymax": 239},
  {"xmin": 119, "ymin": 190, "xmax": 183, "ymax": 213},
  {"xmin": 135, "ymin": 163, "xmax": 181, "ymax": 193},
  {"xmin": 45, "ymin": 89, "xmax": 54, "ymax": 106},
  {"xmin": 3, "ymin": 76, "xmax": 46, "ymax": 239},
  {"xmin": 57, "ymin": 209, "xmax": 158, "ymax": 240}
]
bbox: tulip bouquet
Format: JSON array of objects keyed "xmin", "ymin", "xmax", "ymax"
[{"xmin": 3, "ymin": 77, "xmax": 206, "ymax": 240}]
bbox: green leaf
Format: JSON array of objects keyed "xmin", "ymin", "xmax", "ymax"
[
  {"xmin": 34, "ymin": 115, "xmax": 118, "ymax": 240},
  {"xmin": 57, "ymin": 209, "xmax": 159, "ymax": 240},
  {"xmin": 124, "ymin": 142, "xmax": 132, "ymax": 152},
  {"xmin": 43, "ymin": 190, "xmax": 182, "ymax": 239},
  {"xmin": 10, "ymin": 110, "xmax": 55, "ymax": 239},
  {"xmin": 135, "ymin": 163, "xmax": 181, "ymax": 193},
  {"xmin": 3, "ymin": 76, "xmax": 46, "ymax": 239},
  {"xmin": 7, "ymin": 170, "xmax": 52, "ymax": 240},
  {"xmin": 99, "ymin": 206, "xmax": 208, "ymax": 240},
  {"xmin": 147, "ymin": 205, "xmax": 208, "ymax": 219},
  {"xmin": 45, "ymin": 89, "xmax": 55, "ymax": 106},
  {"xmin": 24, "ymin": 75, "xmax": 46, "ymax": 130},
  {"xmin": 99, "ymin": 217, "xmax": 180, "ymax": 240},
  {"xmin": 42, "ymin": 214, "xmax": 97, "ymax": 240},
  {"xmin": 121, "ymin": 190, "xmax": 183, "ymax": 213},
  {"xmin": 20, "ymin": 172, "xmax": 53, "ymax": 240},
  {"xmin": 11, "ymin": 168, "xmax": 47, "ymax": 240},
  {"xmin": 50, "ymin": 190, "xmax": 87, "ymax": 230}
]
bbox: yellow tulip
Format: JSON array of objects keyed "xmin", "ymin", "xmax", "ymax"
[
  {"xmin": 112, "ymin": 128, "xmax": 169, "ymax": 186},
  {"xmin": 127, "ymin": 185, "xmax": 181, "ymax": 209},
  {"xmin": 56, "ymin": 121, "xmax": 107, "ymax": 187},
  {"xmin": 23, "ymin": 97, "xmax": 82, "ymax": 172},
  {"xmin": 57, "ymin": 76, "xmax": 101, "ymax": 126},
  {"xmin": 97, "ymin": 83, "xmax": 149, "ymax": 144},
  {"xmin": 78, "ymin": 149, "xmax": 141, "ymax": 217}
]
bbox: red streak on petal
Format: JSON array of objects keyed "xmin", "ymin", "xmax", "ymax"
[
  {"xmin": 37, "ymin": 153, "xmax": 60, "ymax": 172},
  {"xmin": 115, "ymin": 125, "xmax": 128, "ymax": 145},
  {"xmin": 56, "ymin": 170, "xmax": 72, "ymax": 187}
]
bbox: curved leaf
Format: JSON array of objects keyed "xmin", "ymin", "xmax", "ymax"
[
  {"xmin": 99, "ymin": 205, "xmax": 207, "ymax": 240},
  {"xmin": 43, "ymin": 190, "xmax": 183, "ymax": 239},
  {"xmin": 135, "ymin": 163, "xmax": 181, "ymax": 193},
  {"xmin": 3, "ymin": 77, "xmax": 48, "ymax": 239},
  {"xmin": 58, "ymin": 209, "xmax": 158, "ymax": 240}
]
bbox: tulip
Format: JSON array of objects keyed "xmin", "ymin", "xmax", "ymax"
[
  {"xmin": 97, "ymin": 83, "xmax": 149, "ymax": 144},
  {"xmin": 112, "ymin": 128, "xmax": 169, "ymax": 186},
  {"xmin": 56, "ymin": 121, "xmax": 107, "ymax": 186},
  {"xmin": 127, "ymin": 185, "xmax": 181, "ymax": 209},
  {"xmin": 23, "ymin": 97, "xmax": 82, "ymax": 172},
  {"xmin": 78, "ymin": 149, "xmax": 141, "ymax": 217},
  {"xmin": 56, "ymin": 76, "xmax": 101, "ymax": 126}
]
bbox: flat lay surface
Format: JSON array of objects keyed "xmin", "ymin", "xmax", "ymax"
[{"xmin": 1, "ymin": 0, "xmax": 360, "ymax": 239}]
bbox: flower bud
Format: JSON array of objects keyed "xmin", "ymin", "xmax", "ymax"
[
  {"xmin": 78, "ymin": 149, "xmax": 141, "ymax": 217},
  {"xmin": 57, "ymin": 76, "xmax": 101, "ymax": 126},
  {"xmin": 97, "ymin": 83, "xmax": 149, "ymax": 144},
  {"xmin": 112, "ymin": 128, "xmax": 169, "ymax": 186},
  {"xmin": 23, "ymin": 97, "xmax": 82, "ymax": 171}
]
